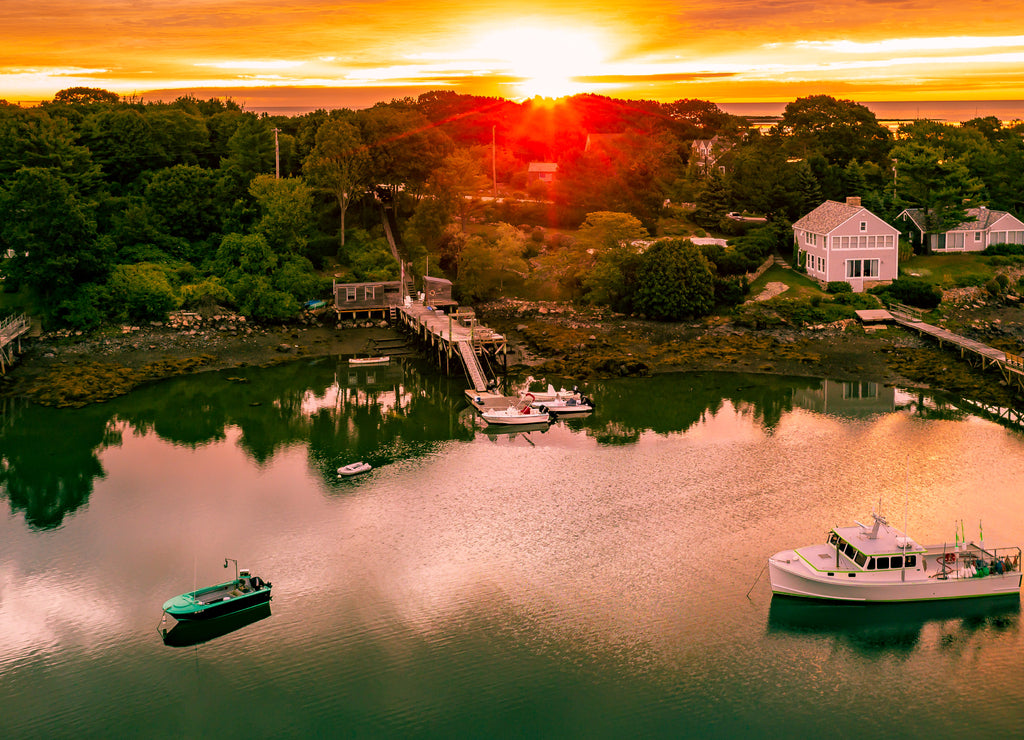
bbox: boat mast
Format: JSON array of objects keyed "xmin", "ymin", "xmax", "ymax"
[
  {"xmin": 224, "ymin": 557, "xmax": 239, "ymax": 580},
  {"xmin": 902, "ymin": 456, "xmax": 909, "ymax": 582}
]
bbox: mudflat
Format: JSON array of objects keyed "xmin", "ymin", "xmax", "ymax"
[{"xmin": 2, "ymin": 300, "xmax": 1022, "ymax": 409}]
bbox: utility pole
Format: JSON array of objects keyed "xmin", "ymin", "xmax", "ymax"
[
  {"xmin": 892, "ymin": 158, "xmax": 898, "ymax": 201},
  {"xmin": 492, "ymin": 125, "xmax": 497, "ymax": 199},
  {"xmin": 272, "ymin": 128, "xmax": 281, "ymax": 179}
]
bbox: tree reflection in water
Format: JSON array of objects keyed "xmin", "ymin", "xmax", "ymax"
[{"xmin": 2, "ymin": 361, "xmax": 962, "ymax": 530}]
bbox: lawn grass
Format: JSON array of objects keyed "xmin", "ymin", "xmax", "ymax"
[
  {"xmin": 900, "ymin": 253, "xmax": 996, "ymax": 289},
  {"xmin": 747, "ymin": 264, "xmax": 826, "ymax": 300}
]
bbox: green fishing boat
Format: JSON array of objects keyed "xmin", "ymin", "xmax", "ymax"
[{"xmin": 162, "ymin": 559, "xmax": 272, "ymax": 621}]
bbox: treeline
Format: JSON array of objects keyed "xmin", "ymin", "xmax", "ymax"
[{"xmin": 2, "ymin": 87, "xmax": 1023, "ymax": 329}]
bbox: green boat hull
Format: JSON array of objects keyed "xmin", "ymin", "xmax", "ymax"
[{"xmin": 162, "ymin": 577, "xmax": 272, "ymax": 621}]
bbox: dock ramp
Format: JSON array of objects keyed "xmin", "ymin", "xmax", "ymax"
[{"xmin": 456, "ymin": 340, "xmax": 489, "ymax": 392}]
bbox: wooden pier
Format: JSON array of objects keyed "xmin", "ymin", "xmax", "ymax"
[
  {"xmin": 857, "ymin": 307, "xmax": 1024, "ymax": 392},
  {"xmin": 0, "ymin": 313, "xmax": 30, "ymax": 374},
  {"xmin": 395, "ymin": 301, "xmax": 507, "ymax": 392}
]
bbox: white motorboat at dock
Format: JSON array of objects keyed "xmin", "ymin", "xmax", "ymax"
[
  {"xmin": 769, "ymin": 511, "xmax": 1022, "ymax": 603},
  {"xmin": 479, "ymin": 393, "xmax": 551, "ymax": 426}
]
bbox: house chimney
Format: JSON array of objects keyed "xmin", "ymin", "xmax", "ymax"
[{"xmin": 846, "ymin": 196, "xmax": 861, "ymax": 207}]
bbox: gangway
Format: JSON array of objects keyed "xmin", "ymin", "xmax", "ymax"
[{"xmin": 456, "ymin": 340, "xmax": 489, "ymax": 392}]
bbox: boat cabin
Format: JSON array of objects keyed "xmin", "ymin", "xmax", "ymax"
[{"xmin": 827, "ymin": 530, "xmax": 920, "ymax": 571}]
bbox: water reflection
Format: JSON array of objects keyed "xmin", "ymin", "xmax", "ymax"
[
  {"xmin": 3, "ymin": 360, "xmax": 1022, "ymax": 531},
  {"xmin": 767, "ymin": 595, "xmax": 1020, "ymax": 655},
  {"xmin": 160, "ymin": 603, "xmax": 273, "ymax": 648}
]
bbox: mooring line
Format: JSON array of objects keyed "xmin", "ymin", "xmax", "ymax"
[{"xmin": 746, "ymin": 561, "xmax": 768, "ymax": 600}]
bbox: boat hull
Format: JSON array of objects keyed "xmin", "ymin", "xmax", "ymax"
[
  {"xmin": 769, "ymin": 557, "xmax": 1022, "ymax": 603},
  {"xmin": 163, "ymin": 580, "xmax": 273, "ymax": 621},
  {"xmin": 481, "ymin": 411, "xmax": 550, "ymax": 425}
]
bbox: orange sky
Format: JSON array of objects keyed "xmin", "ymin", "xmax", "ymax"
[{"xmin": 5, "ymin": 1, "xmax": 1024, "ymax": 109}]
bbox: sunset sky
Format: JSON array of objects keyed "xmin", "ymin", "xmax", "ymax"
[{"xmin": 5, "ymin": 0, "xmax": 1024, "ymax": 109}]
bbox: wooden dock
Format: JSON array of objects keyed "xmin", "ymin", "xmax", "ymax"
[
  {"xmin": 856, "ymin": 307, "xmax": 1024, "ymax": 392},
  {"xmin": 0, "ymin": 313, "xmax": 30, "ymax": 374},
  {"xmin": 395, "ymin": 301, "xmax": 507, "ymax": 392}
]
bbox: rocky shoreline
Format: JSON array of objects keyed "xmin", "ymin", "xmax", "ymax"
[{"xmin": 2, "ymin": 300, "xmax": 1023, "ymax": 409}]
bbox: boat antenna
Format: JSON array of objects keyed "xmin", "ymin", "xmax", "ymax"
[
  {"xmin": 902, "ymin": 455, "xmax": 909, "ymax": 582},
  {"xmin": 224, "ymin": 557, "xmax": 239, "ymax": 580}
]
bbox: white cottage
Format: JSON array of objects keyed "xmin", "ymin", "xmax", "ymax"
[
  {"xmin": 792, "ymin": 197, "xmax": 900, "ymax": 293},
  {"xmin": 897, "ymin": 207, "xmax": 1024, "ymax": 253}
]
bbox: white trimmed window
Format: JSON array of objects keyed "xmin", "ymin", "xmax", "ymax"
[
  {"xmin": 860, "ymin": 221, "xmax": 867, "ymax": 232},
  {"xmin": 346, "ymin": 287, "xmax": 357, "ymax": 301},
  {"xmin": 364, "ymin": 286, "xmax": 375, "ymax": 300},
  {"xmin": 846, "ymin": 259, "xmax": 879, "ymax": 278}
]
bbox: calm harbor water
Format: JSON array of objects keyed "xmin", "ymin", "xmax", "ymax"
[{"xmin": 3, "ymin": 359, "xmax": 1024, "ymax": 738}]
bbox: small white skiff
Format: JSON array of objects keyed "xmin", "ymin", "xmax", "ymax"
[
  {"xmin": 769, "ymin": 512, "xmax": 1022, "ymax": 603},
  {"xmin": 481, "ymin": 405, "xmax": 550, "ymax": 426},
  {"xmin": 338, "ymin": 461, "xmax": 372, "ymax": 476},
  {"xmin": 480, "ymin": 393, "xmax": 551, "ymax": 426}
]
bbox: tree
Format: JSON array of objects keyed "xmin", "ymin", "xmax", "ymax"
[
  {"xmin": 144, "ymin": 164, "xmax": 220, "ymax": 246},
  {"xmin": 0, "ymin": 106, "xmax": 99, "ymax": 189},
  {"xmin": 634, "ymin": 238, "xmax": 715, "ymax": 320},
  {"xmin": 456, "ymin": 224, "xmax": 528, "ymax": 302},
  {"xmin": 428, "ymin": 148, "xmax": 488, "ymax": 231},
  {"xmin": 358, "ymin": 104, "xmax": 452, "ymax": 199},
  {"xmin": 794, "ymin": 160, "xmax": 823, "ymax": 215},
  {"xmin": 79, "ymin": 108, "xmax": 164, "ymax": 189},
  {"xmin": 692, "ymin": 168, "xmax": 730, "ymax": 229},
  {"xmin": 221, "ymin": 114, "xmax": 275, "ymax": 179},
  {"xmin": 302, "ymin": 117, "xmax": 368, "ymax": 247},
  {"xmin": 52, "ymin": 87, "xmax": 121, "ymax": 106},
  {"xmin": 891, "ymin": 140, "xmax": 983, "ymax": 232},
  {"xmin": 782, "ymin": 95, "xmax": 891, "ymax": 165},
  {"xmin": 0, "ymin": 168, "xmax": 111, "ymax": 313},
  {"xmin": 106, "ymin": 263, "xmax": 178, "ymax": 322},
  {"xmin": 248, "ymin": 174, "xmax": 314, "ymax": 255}
]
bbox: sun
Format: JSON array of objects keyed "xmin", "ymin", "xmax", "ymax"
[{"xmin": 473, "ymin": 25, "xmax": 608, "ymax": 99}]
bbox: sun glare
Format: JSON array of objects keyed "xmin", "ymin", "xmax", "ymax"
[{"xmin": 474, "ymin": 26, "xmax": 608, "ymax": 99}]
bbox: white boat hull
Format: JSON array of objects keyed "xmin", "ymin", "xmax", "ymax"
[
  {"xmin": 481, "ymin": 410, "xmax": 551, "ymax": 426},
  {"xmin": 769, "ymin": 550, "xmax": 1022, "ymax": 603}
]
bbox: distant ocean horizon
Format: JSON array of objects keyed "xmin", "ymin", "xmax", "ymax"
[
  {"xmin": 718, "ymin": 100, "xmax": 1024, "ymax": 123},
  {"xmin": 124, "ymin": 93, "xmax": 1024, "ymax": 124}
]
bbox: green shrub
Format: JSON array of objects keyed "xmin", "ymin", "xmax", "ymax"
[
  {"xmin": 984, "ymin": 243, "xmax": 1024, "ymax": 256},
  {"xmin": 871, "ymin": 278, "xmax": 942, "ymax": 310},
  {"xmin": 826, "ymin": 281, "xmax": 853, "ymax": 294},
  {"xmin": 831, "ymin": 292, "xmax": 881, "ymax": 309},
  {"xmin": 106, "ymin": 263, "xmax": 178, "ymax": 322}
]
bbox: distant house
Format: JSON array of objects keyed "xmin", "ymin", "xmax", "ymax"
[
  {"xmin": 897, "ymin": 207, "xmax": 1024, "ymax": 253},
  {"xmin": 690, "ymin": 135, "xmax": 732, "ymax": 174},
  {"xmin": 792, "ymin": 197, "xmax": 900, "ymax": 292},
  {"xmin": 527, "ymin": 162, "xmax": 558, "ymax": 183}
]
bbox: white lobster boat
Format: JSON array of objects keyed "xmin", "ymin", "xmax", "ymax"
[{"xmin": 769, "ymin": 512, "xmax": 1022, "ymax": 603}]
